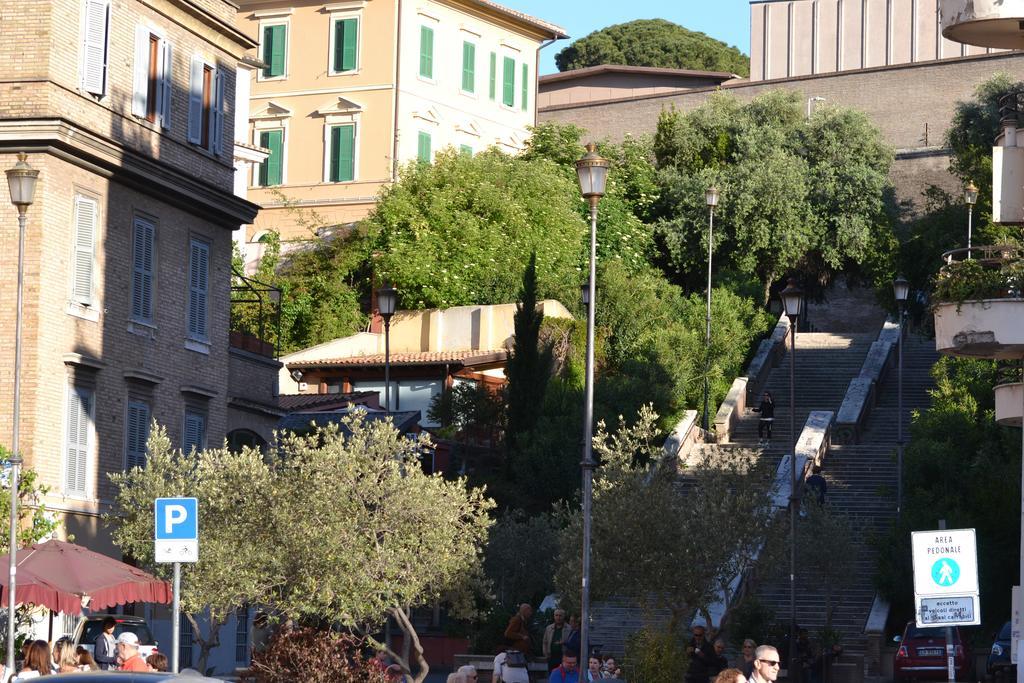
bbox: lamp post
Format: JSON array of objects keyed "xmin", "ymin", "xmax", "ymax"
[
  {"xmin": 5, "ymin": 153, "xmax": 38, "ymax": 672},
  {"xmin": 575, "ymin": 142, "xmax": 609, "ymax": 664},
  {"xmin": 376, "ymin": 284, "xmax": 397, "ymax": 414},
  {"xmin": 965, "ymin": 182, "xmax": 978, "ymax": 257},
  {"xmin": 779, "ymin": 277, "xmax": 803, "ymax": 683},
  {"xmin": 893, "ymin": 276, "xmax": 909, "ymax": 519},
  {"xmin": 703, "ymin": 186, "xmax": 720, "ymax": 431},
  {"xmin": 806, "ymin": 96, "xmax": 825, "ymax": 118}
]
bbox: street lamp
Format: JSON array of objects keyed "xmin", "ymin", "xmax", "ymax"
[
  {"xmin": 893, "ymin": 276, "xmax": 909, "ymax": 519},
  {"xmin": 965, "ymin": 182, "xmax": 978, "ymax": 257},
  {"xmin": 575, "ymin": 142, "xmax": 609, "ymax": 664},
  {"xmin": 376, "ymin": 283, "xmax": 397, "ymax": 414},
  {"xmin": 5, "ymin": 153, "xmax": 38, "ymax": 672},
  {"xmin": 703, "ymin": 186, "xmax": 720, "ymax": 431},
  {"xmin": 779, "ymin": 276, "xmax": 803, "ymax": 683},
  {"xmin": 806, "ymin": 96, "xmax": 825, "ymax": 118}
]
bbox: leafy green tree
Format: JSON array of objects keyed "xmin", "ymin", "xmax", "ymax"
[
  {"xmin": 555, "ymin": 19, "xmax": 749, "ymax": 77},
  {"xmin": 506, "ymin": 254, "xmax": 552, "ymax": 458},
  {"xmin": 653, "ymin": 91, "xmax": 895, "ymax": 303},
  {"xmin": 365, "ymin": 149, "xmax": 586, "ymax": 309},
  {"xmin": 555, "ymin": 406, "xmax": 777, "ymax": 635},
  {"xmin": 484, "ymin": 510, "xmax": 561, "ymax": 609},
  {"xmin": 793, "ymin": 501, "xmax": 857, "ymax": 633}
]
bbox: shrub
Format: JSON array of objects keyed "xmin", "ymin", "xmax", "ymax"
[
  {"xmin": 624, "ymin": 626, "xmax": 687, "ymax": 683},
  {"xmin": 251, "ymin": 627, "xmax": 384, "ymax": 683}
]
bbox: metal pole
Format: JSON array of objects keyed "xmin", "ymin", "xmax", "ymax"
[
  {"xmin": 7, "ymin": 208, "xmax": 28, "ymax": 672},
  {"xmin": 967, "ymin": 206, "xmax": 973, "ymax": 256},
  {"xmin": 172, "ymin": 561, "xmax": 181, "ymax": 673},
  {"xmin": 384, "ymin": 319, "xmax": 391, "ymax": 414},
  {"xmin": 789, "ymin": 314, "xmax": 798, "ymax": 683},
  {"xmin": 580, "ymin": 200, "xmax": 598, "ymax": 665},
  {"xmin": 703, "ymin": 205, "xmax": 714, "ymax": 430},
  {"xmin": 1018, "ymin": 358, "xmax": 1024, "ymax": 683},
  {"xmin": 938, "ymin": 520, "xmax": 955, "ymax": 683},
  {"xmin": 897, "ymin": 302, "xmax": 905, "ymax": 518}
]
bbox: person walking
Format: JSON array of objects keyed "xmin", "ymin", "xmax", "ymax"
[
  {"xmin": 805, "ymin": 466, "xmax": 827, "ymax": 506},
  {"xmin": 753, "ymin": 392, "xmax": 775, "ymax": 445},
  {"xmin": 53, "ymin": 638, "xmax": 79, "ymax": 673},
  {"xmin": 11, "ymin": 641, "xmax": 50, "ymax": 681},
  {"xmin": 116, "ymin": 632, "xmax": 149, "ymax": 672},
  {"xmin": 709, "ymin": 639, "xmax": 730, "ymax": 679},
  {"xmin": 685, "ymin": 625, "xmax": 716, "ymax": 683},
  {"xmin": 504, "ymin": 604, "xmax": 533, "ymax": 655},
  {"xmin": 738, "ymin": 639, "xmax": 757, "ymax": 679},
  {"xmin": 94, "ymin": 616, "xmax": 118, "ymax": 670},
  {"xmin": 749, "ymin": 645, "xmax": 781, "ymax": 683},
  {"xmin": 584, "ymin": 655, "xmax": 603, "ymax": 682},
  {"xmin": 543, "ymin": 609, "xmax": 568, "ymax": 672},
  {"xmin": 548, "ymin": 652, "xmax": 579, "ymax": 683},
  {"xmin": 492, "ymin": 647, "xmax": 530, "ymax": 683}
]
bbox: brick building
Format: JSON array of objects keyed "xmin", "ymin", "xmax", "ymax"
[{"xmin": 0, "ymin": 0, "xmax": 281, "ymax": 566}]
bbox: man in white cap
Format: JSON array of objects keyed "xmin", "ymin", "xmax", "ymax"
[{"xmin": 116, "ymin": 632, "xmax": 149, "ymax": 672}]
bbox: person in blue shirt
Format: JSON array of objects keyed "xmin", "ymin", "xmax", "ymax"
[{"xmin": 549, "ymin": 651, "xmax": 579, "ymax": 683}]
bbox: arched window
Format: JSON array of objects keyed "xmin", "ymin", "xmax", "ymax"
[{"xmin": 227, "ymin": 429, "xmax": 267, "ymax": 454}]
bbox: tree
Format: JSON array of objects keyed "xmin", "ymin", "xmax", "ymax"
[
  {"xmin": 505, "ymin": 254, "xmax": 552, "ymax": 458},
  {"xmin": 364, "ymin": 149, "xmax": 587, "ymax": 309},
  {"xmin": 555, "ymin": 406, "xmax": 777, "ymax": 634},
  {"xmin": 107, "ymin": 416, "xmax": 494, "ymax": 681},
  {"xmin": 554, "ymin": 19, "xmax": 750, "ymax": 77},
  {"xmin": 653, "ymin": 91, "xmax": 895, "ymax": 303},
  {"xmin": 794, "ymin": 501, "xmax": 857, "ymax": 634},
  {"xmin": 484, "ymin": 510, "xmax": 561, "ymax": 609},
  {"xmin": 0, "ymin": 452, "xmax": 60, "ymax": 554}
]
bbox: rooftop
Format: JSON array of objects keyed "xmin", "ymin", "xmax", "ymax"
[
  {"xmin": 278, "ymin": 409, "xmax": 421, "ymax": 435},
  {"xmin": 539, "ymin": 64, "xmax": 739, "ymax": 85},
  {"xmin": 463, "ymin": 0, "xmax": 568, "ymax": 39},
  {"xmin": 287, "ymin": 349, "xmax": 508, "ymax": 370},
  {"xmin": 278, "ymin": 391, "xmax": 379, "ymax": 412}
]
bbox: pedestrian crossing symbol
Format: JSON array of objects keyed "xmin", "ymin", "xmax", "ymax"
[{"xmin": 932, "ymin": 558, "xmax": 960, "ymax": 586}]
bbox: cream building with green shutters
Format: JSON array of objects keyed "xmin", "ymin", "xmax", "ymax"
[{"xmin": 235, "ymin": 0, "xmax": 566, "ymax": 245}]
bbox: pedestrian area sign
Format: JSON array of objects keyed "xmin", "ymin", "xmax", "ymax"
[
  {"xmin": 911, "ymin": 528, "xmax": 980, "ymax": 626},
  {"xmin": 154, "ymin": 497, "xmax": 199, "ymax": 563}
]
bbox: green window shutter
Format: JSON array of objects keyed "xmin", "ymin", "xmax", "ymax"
[
  {"xmin": 502, "ymin": 56, "xmax": 514, "ymax": 107},
  {"xmin": 489, "ymin": 52, "xmax": 496, "ymax": 100},
  {"xmin": 334, "ymin": 18, "xmax": 358, "ymax": 72},
  {"xmin": 330, "ymin": 125, "xmax": 355, "ymax": 182},
  {"xmin": 417, "ymin": 131, "xmax": 431, "ymax": 163},
  {"xmin": 521, "ymin": 63, "xmax": 528, "ymax": 111},
  {"xmin": 259, "ymin": 130, "xmax": 283, "ymax": 186},
  {"xmin": 461, "ymin": 41, "xmax": 475, "ymax": 92},
  {"xmin": 263, "ymin": 24, "xmax": 286, "ymax": 78},
  {"xmin": 459, "ymin": 145, "xmax": 472, "ymax": 157},
  {"xmin": 419, "ymin": 26, "xmax": 434, "ymax": 78}
]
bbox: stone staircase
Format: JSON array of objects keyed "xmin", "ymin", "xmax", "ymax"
[{"xmin": 746, "ymin": 332, "xmax": 938, "ymax": 658}]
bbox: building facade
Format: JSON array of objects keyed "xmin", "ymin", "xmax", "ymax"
[
  {"xmin": 750, "ymin": 0, "xmax": 1001, "ymax": 82},
  {"xmin": 235, "ymin": 0, "xmax": 565, "ymax": 245},
  {"xmin": 538, "ymin": 65, "xmax": 739, "ymax": 109}
]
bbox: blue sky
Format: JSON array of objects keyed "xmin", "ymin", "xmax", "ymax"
[{"xmin": 505, "ymin": 1, "xmax": 752, "ymax": 74}]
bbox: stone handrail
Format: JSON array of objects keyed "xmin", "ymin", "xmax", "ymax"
[
  {"xmin": 835, "ymin": 322, "xmax": 899, "ymax": 444},
  {"xmin": 662, "ymin": 410, "xmax": 700, "ymax": 460},
  {"xmin": 713, "ymin": 377, "xmax": 748, "ymax": 444}
]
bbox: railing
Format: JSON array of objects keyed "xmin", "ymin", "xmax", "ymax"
[
  {"xmin": 941, "ymin": 244, "xmax": 1024, "ymax": 266},
  {"xmin": 230, "ymin": 268, "xmax": 282, "ymax": 359},
  {"xmin": 997, "ymin": 360, "xmax": 1024, "ymax": 385}
]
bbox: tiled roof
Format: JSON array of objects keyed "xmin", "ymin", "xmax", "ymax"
[
  {"xmin": 278, "ymin": 410, "xmax": 421, "ymax": 435},
  {"xmin": 278, "ymin": 391, "xmax": 378, "ymax": 412},
  {"xmin": 288, "ymin": 349, "xmax": 507, "ymax": 370},
  {"xmin": 464, "ymin": 0, "xmax": 568, "ymax": 38},
  {"xmin": 539, "ymin": 64, "xmax": 739, "ymax": 84}
]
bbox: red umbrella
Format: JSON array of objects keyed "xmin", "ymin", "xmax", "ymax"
[{"xmin": 0, "ymin": 539, "xmax": 171, "ymax": 614}]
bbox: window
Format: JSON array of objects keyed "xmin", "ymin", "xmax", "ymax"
[
  {"xmin": 459, "ymin": 144, "xmax": 472, "ymax": 156},
  {"xmin": 65, "ymin": 384, "xmax": 93, "ymax": 496},
  {"xmin": 332, "ymin": 17, "xmax": 358, "ymax": 73},
  {"xmin": 125, "ymin": 400, "xmax": 150, "ymax": 469},
  {"xmin": 502, "ymin": 56, "xmax": 515, "ymax": 107},
  {"xmin": 131, "ymin": 216, "xmax": 155, "ymax": 323},
  {"xmin": 187, "ymin": 239, "xmax": 209, "ymax": 341},
  {"xmin": 188, "ymin": 57, "xmax": 225, "ymax": 156},
  {"xmin": 327, "ymin": 124, "xmax": 355, "ymax": 182},
  {"xmin": 489, "ymin": 52, "xmax": 496, "ymax": 101},
  {"xmin": 183, "ymin": 410, "xmax": 206, "ymax": 454},
  {"xmin": 72, "ymin": 195, "xmax": 97, "ymax": 306},
  {"xmin": 461, "ymin": 41, "xmax": 475, "ymax": 93},
  {"xmin": 419, "ymin": 25, "xmax": 434, "ymax": 79},
  {"xmin": 261, "ymin": 23, "xmax": 287, "ymax": 78},
  {"xmin": 131, "ymin": 26, "xmax": 171, "ymax": 128},
  {"xmin": 235, "ymin": 607, "xmax": 249, "ymax": 663},
  {"xmin": 417, "ymin": 131, "xmax": 431, "ymax": 163},
  {"xmin": 521, "ymin": 63, "xmax": 528, "ymax": 111},
  {"xmin": 81, "ymin": 0, "xmax": 111, "ymax": 96},
  {"xmin": 257, "ymin": 129, "xmax": 284, "ymax": 186}
]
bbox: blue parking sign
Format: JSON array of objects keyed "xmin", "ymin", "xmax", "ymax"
[{"xmin": 155, "ymin": 498, "xmax": 198, "ymax": 541}]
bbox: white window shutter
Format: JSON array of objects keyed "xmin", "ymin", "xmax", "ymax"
[
  {"xmin": 72, "ymin": 196, "xmax": 96, "ymax": 305},
  {"xmin": 125, "ymin": 401, "xmax": 150, "ymax": 469},
  {"xmin": 81, "ymin": 0, "xmax": 110, "ymax": 96},
  {"xmin": 131, "ymin": 217, "xmax": 154, "ymax": 321},
  {"xmin": 132, "ymin": 25, "xmax": 150, "ymax": 117},
  {"xmin": 212, "ymin": 68, "xmax": 225, "ymax": 155},
  {"xmin": 187, "ymin": 57, "xmax": 204, "ymax": 144},
  {"xmin": 65, "ymin": 386, "xmax": 91, "ymax": 495},
  {"xmin": 158, "ymin": 40, "xmax": 172, "ymax": 129},
  {"xmin": 188, "ymin": 240, "xmax": 209, "ymax": 339}
]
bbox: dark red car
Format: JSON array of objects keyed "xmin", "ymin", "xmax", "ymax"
[{"xmin": 894, "ymin": 622, "xmax": 974, "ymax": 681}]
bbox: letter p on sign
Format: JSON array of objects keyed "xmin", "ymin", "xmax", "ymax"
[{"xmin": 154, "ymin": 497, "xmax": 199, "ymax": 563}]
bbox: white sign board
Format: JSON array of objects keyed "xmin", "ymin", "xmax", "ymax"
[
  {"xmin": 911, "ymin": 528, "xmax": 980, "ymax": 627},
  {"xmin": 154, "ymin": 497, "xmax": 199, "ymax": 563},
  {"xmin": 916, "ymin": 595, "xmax": 978, "ymax": 626}
]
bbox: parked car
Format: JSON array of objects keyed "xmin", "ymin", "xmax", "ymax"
[
  {"xmin": 49, "ymin": 672, "xmax": 221, "ymax": 681},
  {"xmin": 988, "ymin": 620, "xmax": 1015, "ymax": 676},
  {"xmin": 72, "ymin": 614, "xmax": 159, "ymax": 660},
  {"xmin": 894, "ymin": 621, "xmax": 974, "ymax": 681}
]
